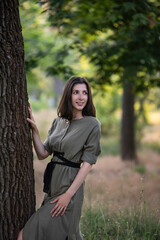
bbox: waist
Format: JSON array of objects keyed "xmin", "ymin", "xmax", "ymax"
[{"xmin": 53, "ymin": 151, "xmax": 81, "ymax": 169}]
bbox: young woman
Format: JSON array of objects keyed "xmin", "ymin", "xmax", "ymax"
[{"xmin": 18, "ymin": 76, "xmax": 101, "ymax": 240}]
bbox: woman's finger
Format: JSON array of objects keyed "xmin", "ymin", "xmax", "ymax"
[
  {"xmin": 61, "ymin": 207, "xmax": 66, "ymax": 216},
  {"xmin": 27, "ymin": 118, "xmax": 35, "ymax": 126},
  {"xmin": 28, "ymin": 108, "xmax": 34, "ymax": 118},
  {"xmin": 54, "ymin": 206, "xmax": 64, "ymax": 217},
  {"xmin": 50, "ymin": 207, "xmax": 56, "ymax": 214},
  {"xmin": 27, "ymin": 106, "xmax": 35, "ymax": 122},
  {"xmin": 50, "ymin": 198, "xmax": 58, "ymax": 204},
  {"xmin": 50, "ymin": 202, "xmax": 59, "ymax": 214},
  {"xmin": 51, "ymin": 205, "xmax": 62, "ymax": 216},
  {"xmin": 27, "ymin": 118, "xmax": 33, "ymax": 123}
]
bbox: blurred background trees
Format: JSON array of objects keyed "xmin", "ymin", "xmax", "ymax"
[{"xmin": 19, "ymin": 0, "xmax": 160, "ymax": 161}]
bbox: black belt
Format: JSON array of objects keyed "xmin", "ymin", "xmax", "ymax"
[{"xmin": 43, "ymin": 151, "xmax": 81, "ymax": 193}]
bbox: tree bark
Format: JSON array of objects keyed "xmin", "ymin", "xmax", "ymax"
[
  {"xmin": 121, "ymin": 80, "xmax": 136, "ymax": 160},
  {"xmin": 0, "ymin": 1, "xmax": 35, "ymax": 239}
]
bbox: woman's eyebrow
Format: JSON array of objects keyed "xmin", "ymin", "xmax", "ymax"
[{"xmin": 73, "ymin": 89, "xmax": 87, "ymax": 91}]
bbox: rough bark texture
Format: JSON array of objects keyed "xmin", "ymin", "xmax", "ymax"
[
  {"xmin": 121, "ymin": 80, "xmax": 136, "ymax": 160},
  {"xmin": 0, "ymin": 0, "xmax": 36, "ymax": 239}
]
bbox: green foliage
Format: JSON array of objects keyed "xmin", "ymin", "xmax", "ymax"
[
  {"xmin": 19, "ymin": 1, "xmax": 55, "ymax": 99},
  {"xmin": 94, "ymin": 85, "xmax": 121, "ymax": 135},
  {"xmin": 20, "ymin": 1, "xmax": 50, "ymax": 72},
  {"xmin": 81, "ymin": 206, "xmax": 108, "ymax": 239},
  {"xmin": 134, "ymin": 164, "xmax": 146, "ymax": 174},
  {"xmin": 147, "ymin": 88, "xmax": 160, "ymax": 110},
  {"xmin": 144, "ymin": 142, "xmax": 160, "ymax": 154},
  {"xmin": 43, "ymin": 0, "xmax": 160, "ymax": 91},
  {"xmin": 81, "ymin": 205, "xmax": 160, "ymax": 239},
  {"xmin": 29, "ymin": 94, "xmax": 50, "ymax": 111},
  {"xmin": 45, "ymin": 44, "xmax": 76, "ymax": 80},
  {"xmin": 20, "ymin": 1, "xmax": 80, "ymax": 103},
  {"xmin": 21, "ymin": 0, "xmax": 160, "ymax": 100},
  {"xmin": 134, "ymin": 92, "xmax": 149, "ymax": 147},
  {"xmin": 100, "ymin": 136, "xmax": 120, "ymax": 156},
  {"xmin": 26, "ymin": 68, "xmax": 53, "ymax": 98}
]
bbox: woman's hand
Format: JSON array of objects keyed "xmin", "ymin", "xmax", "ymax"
[
  {"xmin": 27, "ymin": 103, "xmax": 37, "ymax": 131},
  {"xmin": 50, "ymin": 192, "xmax": 72, "ymax": 217},
  {"xmin": 26, "ymin": 102, "xmax": 49, "ymax": 160}
]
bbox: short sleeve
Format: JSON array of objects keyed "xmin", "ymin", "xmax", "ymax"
[
  {"xmin": 81, "ymin": 123, "xmax": 101, "ymax": 164},
  {"xmin": 43, "ymin": 118, "xmax": 57, "ymax": 155}
]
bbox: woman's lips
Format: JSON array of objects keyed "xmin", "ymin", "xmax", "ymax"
[{"xmin": 76, "ymin": 102, "xmax": 84, "ymax": 106}]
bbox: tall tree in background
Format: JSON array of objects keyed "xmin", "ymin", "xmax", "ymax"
[
  {"xmin": 0, "ymin": 0, "xmax": 35, "ymax": 239},
  {"xmin": 43, "ymin": 0, "xmax": 160, "ymax": 160}
]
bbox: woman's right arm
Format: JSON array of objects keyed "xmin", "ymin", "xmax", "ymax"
[{"xmin": 27, "ymin": 103, "xmax": 49, "ymax": 160}]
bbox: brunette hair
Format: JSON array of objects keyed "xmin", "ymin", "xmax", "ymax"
[{"xmin": 57, "ymin": 76, "xmax": 96, "ymax": 120}]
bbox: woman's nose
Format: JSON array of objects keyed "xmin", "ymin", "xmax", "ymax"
[{"xmin": 78, "ymin": 93, "xmax": 83, "ymax": 99}]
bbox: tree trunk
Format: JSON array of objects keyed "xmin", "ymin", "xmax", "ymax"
[
  {"xmin": 0, "ymin": 1, "xmax": 35, "ymax": 239},
  {"xmin": 121, "ymin": 80, "xmax": 136, "ymax": 160}
]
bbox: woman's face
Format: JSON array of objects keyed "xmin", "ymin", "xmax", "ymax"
[{"xmin": 71, "ymin": 83, "xmax": 88, "ymax": 115}]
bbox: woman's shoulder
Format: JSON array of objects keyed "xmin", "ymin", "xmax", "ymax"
[
  {"xmin": 49, "ymin": 116, "xmax": 62, "ymax": 129},
  {"xmin": 52, "ymin": 116, "xmax": 64, "ymax": 123},
  {"xmin": 84, "ymin": 116, "xmax": 101, "ymax": 128}
]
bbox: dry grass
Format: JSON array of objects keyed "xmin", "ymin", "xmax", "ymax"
[{"xmin": 84, "ymin": 151, "xmax": 160, "ymax": 213}]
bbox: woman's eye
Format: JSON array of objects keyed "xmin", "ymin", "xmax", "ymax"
[{"xmin": 72, "ymin": 90, "xmax": 88, "ymax": 95}]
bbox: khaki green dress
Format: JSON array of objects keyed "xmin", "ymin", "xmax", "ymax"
[{"xmin": 23, "ymin": 116, "xmax": 101, "ymax": 240}]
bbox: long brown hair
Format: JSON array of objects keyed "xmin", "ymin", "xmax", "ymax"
[{"xmin": 57, "ymin": 76, "xmax": 96, "ymax": 120}]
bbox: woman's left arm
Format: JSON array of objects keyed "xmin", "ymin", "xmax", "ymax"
[{"xmin": 50, "ymin": 162, "xmax": 92, "ymax": 217}]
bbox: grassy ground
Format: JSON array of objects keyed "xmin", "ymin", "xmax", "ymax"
[
  {"xmin": 81, "ymin": 205, "xmax": 160, "ymax": 239},
  {"xmin": 33, "ymin": 109, "xmax": 160, "ymax": 239}
]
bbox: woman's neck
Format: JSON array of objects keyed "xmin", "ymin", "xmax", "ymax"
[{"xmin": 72, "ymin": 111, "xmax": 83, "ymax": 120}]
